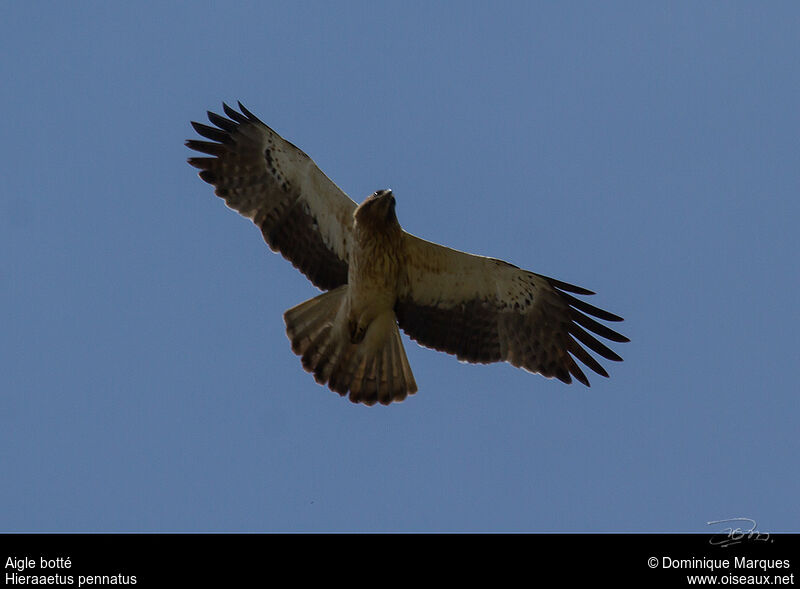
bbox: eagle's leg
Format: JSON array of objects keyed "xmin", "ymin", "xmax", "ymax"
[{"xmin": 348, "ymin": 319, "xmax": 366, "ymax": 344}]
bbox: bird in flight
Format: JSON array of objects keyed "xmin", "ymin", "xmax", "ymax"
[{"xmin": 187, "ymin": 102, "xmax": 628, "ymax": 406}]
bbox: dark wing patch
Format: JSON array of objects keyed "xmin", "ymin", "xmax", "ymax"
[
  {"xmin": 187, "ymin": 102, "xmax": 356, "ymax": 291},
  {"xmin": 395, "ymin": 298, "xmax": 504, "ymax": 365}
]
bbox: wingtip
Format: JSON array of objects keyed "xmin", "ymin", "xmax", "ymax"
[
  {"xmin": 539, "ymin": 273, "xmax": 596, "ymax": 296},
  {"xmin": 238, "ymin": 101, "xmax": 254, "ymax": 118}
]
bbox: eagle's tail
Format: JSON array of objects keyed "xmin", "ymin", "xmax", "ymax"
[{"xmin": 283, "ymin": 287, "xmax": 417, "ymax": 406}]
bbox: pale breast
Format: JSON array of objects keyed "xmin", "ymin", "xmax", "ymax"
[{"xmin": 348, "ymin": 226, "xmax": 404, "ymax": 316}]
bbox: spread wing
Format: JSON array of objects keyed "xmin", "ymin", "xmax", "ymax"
[
  {"xmin": 186, "ymin": 102, "xmax": 357, "ymax": 291},
  {"xmin": 396, "ymin": 234, "xmax": 629, "ymax": 386}
]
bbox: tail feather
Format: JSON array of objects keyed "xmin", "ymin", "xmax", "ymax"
[
  {"xmin": 390, "ymin": 325, "xmax": 415, "ymax": 399},
  {"xmin": 304, "ymin": 325, "xmax": 338, "ymax": 381},
  {"xmin": 328, "ymin": 341, "xmax": 360, "ymax": 394},
  {"xmin": 378, "ymin": 345, "xmax": 394, "ymax": 405},
  {"xmin": 284, "ymin": 287, "xmax": 418, "ymax": 405},
  {"xmin": 286, "ymin": 287, "xmax": 343, "ymax": 358},
  {"xmin": 347, "ymin": 352, "xmax": 374, "ymax": 404}
]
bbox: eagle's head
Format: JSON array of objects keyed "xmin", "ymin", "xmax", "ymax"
[{"xmin": 354, "ymin": 189, "xmax": 398, "ymax": 230}]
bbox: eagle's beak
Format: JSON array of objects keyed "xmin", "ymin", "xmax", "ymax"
[
  {"xmin": 380, "ymin": 190, "xmax": 396, "ymax": 220},
  {"xmin": 374, "ymin": 189, "xmax": 395, "ymax": 209}
]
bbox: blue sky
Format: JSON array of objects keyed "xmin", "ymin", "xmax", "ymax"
[{"xmin": 2, "ymin": 2, "xmax": 798, "ymax": 532}]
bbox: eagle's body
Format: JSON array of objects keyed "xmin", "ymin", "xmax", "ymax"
[
  {"xmin": 187, "ymin": 102, "xmax": 628, "ymax": 405},
  {"xmin": 349, "ymin": 191, "xmax": 404, "ymax": 342}
]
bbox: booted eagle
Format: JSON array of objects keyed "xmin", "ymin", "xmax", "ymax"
[{"xmin": 187, "ymin": 103, "xmax": 628, "ymax": 406}]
